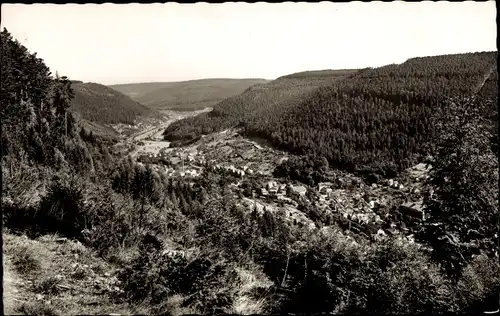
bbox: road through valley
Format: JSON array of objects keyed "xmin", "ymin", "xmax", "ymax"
[{"xmin": 125, "ymin": 108, "xmax": 212, "ymax": 158}]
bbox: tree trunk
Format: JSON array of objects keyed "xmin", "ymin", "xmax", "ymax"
[{"xmin": 65, "ymin": 112, "xmax": 67, "ymax": 137}]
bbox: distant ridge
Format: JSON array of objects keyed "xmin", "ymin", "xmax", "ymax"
[{"xmin": 110, "ymin": 78, "xmax": 269, "ymax": 111}]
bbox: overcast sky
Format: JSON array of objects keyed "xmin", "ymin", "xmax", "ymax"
[{"xmin": 1, "ymin": 1, "xmax": 497, "ymax": 85}]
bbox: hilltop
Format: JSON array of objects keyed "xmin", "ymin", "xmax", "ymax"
[
  {"xmin": 277, "ymin": 68, "xmax": 360, "ymax": 79},
  {"xmin": 70, "ymin": 82, "xmax": 161, "ymax": 126},
  {"xmin": 110, "ymin": 78, "xmax": 269, "ymax": 111}
]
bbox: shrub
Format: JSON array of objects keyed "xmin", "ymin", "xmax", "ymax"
[
  {"xmin": 420, "ymin": 97, "xmax": 499, "ymax": 277},
  {"xmin": 18, "ymin": 301, "xmax": 60, "ymax": 316},
  {"xmin": 11, "ymin": 244, "xmax": 41, "ymax": 275},
  {"xmin": 82, "ymin": 189, "xmax": 136, "ymax": 257},
  {"xmin": 71, "ymin": 266, "xmax": 88, "ymax": 280},
  {"xmin": 2, "ymin": 161, "xmax": 43, "ymax": 208},
  {"xmin": 53, "ymin": 148, "xmax": 69, "ymax": 170},
  {"xmin": 252, "ymin": 223, "xmax": 463, "ymax": 314},
  {"xmin": 38, "ymin": 173, "xmax": 87, "ymax": 238},
  {"xmin": 456, "ymin": 255, "xmax": 500, "ymax": 312},
  {"xmin": 193, "ymin": 199, "xmax": 261, "ymax": 261},
  {"xmin": 359, "ymin": 240, "xmax": 458, "ymax": 314},
  {"xmin": 35, "ymin": 276, "xmax": 62, "ymax": 295},
  {"xmin": 119, "ymin": 245, "xmax": 238, "ymax": 314}
]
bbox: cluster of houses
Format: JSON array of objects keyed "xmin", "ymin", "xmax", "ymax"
[
  {"xmin": 259, "ymin": 181, "xmax": 307, "ymax": 201},
  {"xmin": 170, "ymin": 150, "xmax": 207, "ymax": 165},
  {"xmin": 212, "ymin": 164, "xmax": 252, "ymax": 177},
  {"xmin": 315, "ymin": 185, "xmax": 385, "ymax": 225},
  {"xmin": 137, "ymin": 152, "xmax": 168, "ymax": 163},
  {"xmin": 245, "ymin": 180, "xmax": 388, "ymax": 232},
  {"xmin": 261, "ymin": 180, "xmax": 285, "ymax": 196},
  {"xmin": 137, "ymin": 148, "xmax": 206, "ymax": 166},
  {"xmin": 136, "ymin": 143, "xmax": 276, "ymax": 182},
  {"xmin": 383, "ymin": 179, "xmax": 405, "ymax": 190},
  {"xmin": 111, "ymin": 122, "xmax": 136, "ymax": 133},
  {"xmin": 135, "ymin": 149, "xmax": 209, "ymax": 179},
  {"xmin": 308, "ymin": 181, "xmax": 427, "ymax": 240}
]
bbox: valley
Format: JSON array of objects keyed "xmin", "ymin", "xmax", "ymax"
[
  {"xmin": 2, "ymin": 20, "xmax": 498, "ymax": 316},
  {"xmin": 111, "ymin": 107, "xmax": 213, "ymax": 158}
]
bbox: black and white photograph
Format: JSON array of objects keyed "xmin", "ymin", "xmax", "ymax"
[{"xmin": 1, "ymin": 1, "xmax": 498, "ymax": 315}]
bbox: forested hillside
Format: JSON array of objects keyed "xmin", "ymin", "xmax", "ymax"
[
  {"xmin": 1, "ymin": 29, "xmax": 112, "ymax": 174},
  {"xmin": 264, "ymin": 52, "xmax": 498, "ymax": 176},
  {"xmin": 163, "ymin": 69, "xmax": 358, "ymax": 144},
  {"xmin": 70, "ymin": 82, "xmax": 160, "ymax": 125},
  {"xmin": 165, "ymin": 52, "xmax": 497, "ymax": 177},
  {"xmin": 110, "ymin": 78, "xmax": 269, "ymax": 111}
]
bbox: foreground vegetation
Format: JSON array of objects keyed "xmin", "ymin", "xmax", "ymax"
[{"xmin": 2, "ymin": 28, "xmax": 499, "ymax": 314}]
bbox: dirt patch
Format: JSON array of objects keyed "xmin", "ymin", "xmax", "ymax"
[{"xmin": 3, "ymin": 255, "xmax": 26, "ymax": 315}]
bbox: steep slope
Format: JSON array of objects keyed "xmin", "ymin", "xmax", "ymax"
[
  {"xmin": 3, "ymin": 232, "xmax": 136, "ymax": 315},
  {"xmin": 269, "ymin": 52, "xmax": 497, "ymax": 175},
  {"xmin": 110, "ymin": 78, "xmax": 269, "ymax": 111},
  {"xmin": 164, "ymin": 52, "xmax": 497, "ymax": 176},
  {"xmin": 163, "ymin": 69, "xmax": 358, "ymax": 143},
  {"xmin": 70, "ymin": 82, "xmax": 160, "ymax": 125}
]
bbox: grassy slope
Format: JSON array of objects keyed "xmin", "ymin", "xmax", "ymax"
[
  {"xmin": 70, "ymin": 82, "xmax": 160, "ymax": 126},
  {"xmin": 3, "ymin": 232, "xmax": 138, "ymax": 316},
  {"xmin": 2, "ymin": 227, "xmax": 274, "ymax": 316},
  {"xmin": 110, "ymin": 78, "xmax": 270, "ymax": 111}
]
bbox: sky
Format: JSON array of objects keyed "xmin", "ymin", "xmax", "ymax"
[{"xmin": 1, "ymin": 1, "xmax": 497, "ymax": 85}]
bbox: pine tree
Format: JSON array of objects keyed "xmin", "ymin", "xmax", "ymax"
[{"xmin": 418, "ymin": 97, "xmax": 499, "ymax": 278}]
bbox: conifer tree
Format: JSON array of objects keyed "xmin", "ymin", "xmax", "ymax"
[{"xmin": 418, "ymin": 97, "xmax": 499, "ymax": 278}]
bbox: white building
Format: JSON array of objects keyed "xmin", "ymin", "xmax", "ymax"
[
  {"xmin": 292, "ymin": 185, "xmax": 307, "ymax": 196},
  {"xmin": 267, "ymin": 181, "xmax": 278, "ymax": 190}
]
